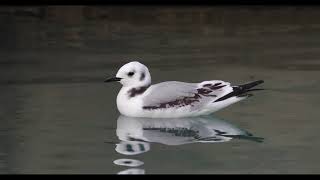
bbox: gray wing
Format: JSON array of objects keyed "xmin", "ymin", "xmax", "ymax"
[
  {"xmin": 142, "ymin": 81, "xmax": 233, "ymax": 109},
  {"xmin": 142, "ymin": 81, "xmax": 198, "ymax": 106}
]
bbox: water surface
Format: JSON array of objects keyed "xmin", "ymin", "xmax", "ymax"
[{"xmin": 1, "ymin": 6, "xmax": 320, "ymax": 174}]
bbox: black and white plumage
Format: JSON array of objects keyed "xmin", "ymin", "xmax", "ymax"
[{"xmin": 105, "ymin": 61, "xmax": 264, "ymax": 118}]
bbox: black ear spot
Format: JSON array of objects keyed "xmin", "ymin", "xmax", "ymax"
[
  {"xmin": 128, "ymin": 72, "xmax": 135, "ymax": 77},
  {"xmin": 140, "ymin": 72, "xmax": 145, "ymax": 81}
]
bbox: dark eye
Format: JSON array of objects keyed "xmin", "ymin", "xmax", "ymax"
[{"xmin": 128, "ymin": 72, "xmax": 135, "ymax": 77}]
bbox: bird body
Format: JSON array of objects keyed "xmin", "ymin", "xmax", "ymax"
[{"xmin": 105, "ymin": 61, "xmax": 264, "ymax": 118}]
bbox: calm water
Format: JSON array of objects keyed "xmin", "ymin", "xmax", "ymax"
[{"xmin": 1, "ymin": 6, "xmax": 320, "ymax": 174}]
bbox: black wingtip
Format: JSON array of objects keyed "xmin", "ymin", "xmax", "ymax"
[
  {"xmin": 239, "ymin": 80, "xmax": 264, "ymax": 90},
  {"xmin": 214, "ymin": 80, "xmax": 265, "ymax": 102}
]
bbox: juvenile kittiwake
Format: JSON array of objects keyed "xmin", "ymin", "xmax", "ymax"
[{"xmin": 105, "ymin": 61, "xmax": 264, "ymax": 118}]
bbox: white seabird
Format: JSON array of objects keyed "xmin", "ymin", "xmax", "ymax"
[{"xmin": 105, "ymin": 61, "xmax": 264, "ymax": 118}]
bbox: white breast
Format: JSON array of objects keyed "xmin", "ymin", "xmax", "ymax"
[{"xmin": 116, "ymin": 87, "xmax": 144, "ymax": 117}]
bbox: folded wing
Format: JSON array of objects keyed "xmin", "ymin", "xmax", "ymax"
[{"xmin": 142, "ymin": 81, "xmax": 233, "ymax": 110}]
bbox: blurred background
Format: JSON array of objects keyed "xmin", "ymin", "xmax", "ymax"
[{"xmin": 1, "ymin": 6, "xmax": 320, "ymax": 174}]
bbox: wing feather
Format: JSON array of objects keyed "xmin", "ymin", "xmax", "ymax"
[{"xmin": 142, "ymin": 81, "xmax": 233, "ymax": 109}]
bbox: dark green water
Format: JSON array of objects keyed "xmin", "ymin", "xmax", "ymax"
[{"xmin": 0, "ymin": 6, "xmax": 320, "ymax": 174}]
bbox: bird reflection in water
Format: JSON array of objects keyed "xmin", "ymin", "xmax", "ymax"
[{"xmin": 113, "ymin": 115, "xmax": 263, "ymax": 174}]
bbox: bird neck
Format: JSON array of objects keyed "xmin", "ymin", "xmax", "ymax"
[
  {"xmin": 127, "ymin": 84, "xmax": 150, "ymax": 98},
  {"xmin": 120, "ymin": 83, "xmax": 151, "ymax": 99}
]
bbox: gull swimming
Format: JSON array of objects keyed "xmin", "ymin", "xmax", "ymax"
[{"xmin": 105, "ymin": 61, "xmax": 264, "ymax": 118}]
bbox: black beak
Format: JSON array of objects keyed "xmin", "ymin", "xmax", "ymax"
[{"xmin": 104, "ymin": 77, "xmax": 122, "ymax": 83}]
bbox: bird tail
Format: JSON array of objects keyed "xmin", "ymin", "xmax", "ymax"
[{"xmin": 214, "ymin": 80, "xmax": 264, "ymax": 102}]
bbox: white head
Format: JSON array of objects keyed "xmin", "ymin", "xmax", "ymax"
[{"xmin": 105, "ymin": 61, "xmax": 151, "ymax": 87}]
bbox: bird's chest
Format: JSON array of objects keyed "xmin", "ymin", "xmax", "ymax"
[{"xmin": 116, "ymin": 88, "xmax": 143, "ymax": 116}]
